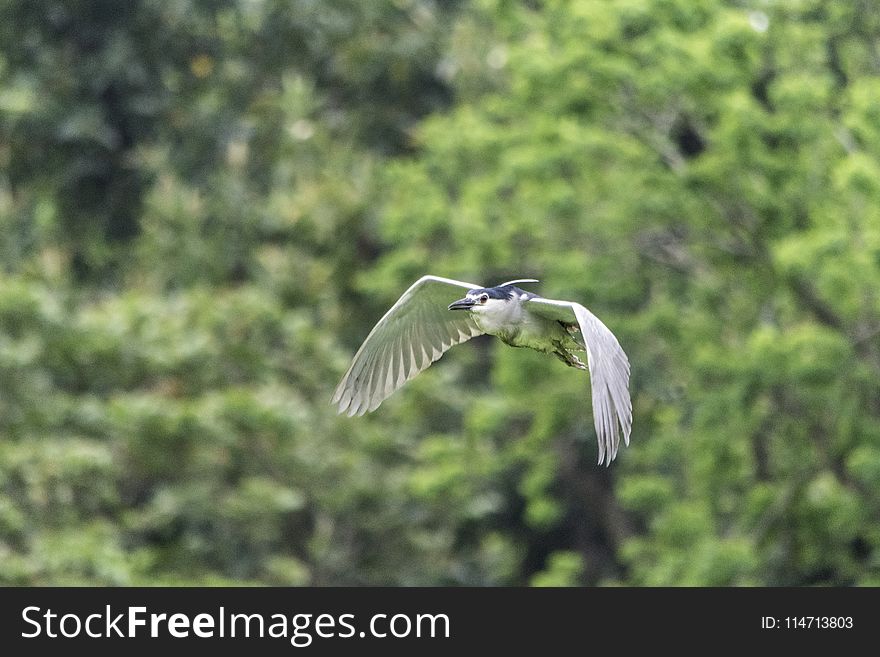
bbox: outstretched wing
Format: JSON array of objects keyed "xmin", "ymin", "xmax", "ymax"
[
  {"xmin": 333, "ymin": 276, "xmax": 485, "ymax": 416},
  {"xmin": 525, "ymin": 297, "xmax": 632, "ymax": 465}
]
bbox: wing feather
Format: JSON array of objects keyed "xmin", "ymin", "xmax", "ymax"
[
  {"xmin": 333, "ymin": 276, "xmax": 484, "ymax": 415},
  {"xmin": 526, "ymin": 297, "xmax": 633, "ymax": 465}
]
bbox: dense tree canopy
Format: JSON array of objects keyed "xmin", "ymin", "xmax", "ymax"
[{"xmin": 1, "ymin": 0, "xmax": 878, "ymax": 586}]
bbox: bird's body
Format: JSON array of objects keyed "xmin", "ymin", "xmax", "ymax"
[
  {"xmin": 333, "ymin": 276, "xmax": 632, "ymax": 465},
  {"xmin": 456, "ymin": 284, "xmax": 587, "ymax": 369}
]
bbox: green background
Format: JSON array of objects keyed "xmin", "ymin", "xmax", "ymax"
[{"xmin": 1, "ymin": 0, "xmax": 878, "ymax": 586}]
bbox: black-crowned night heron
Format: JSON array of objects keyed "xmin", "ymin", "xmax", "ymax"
[{"xmin": 332, "ymin": 276, "xmax": 632, "ymax": 465}]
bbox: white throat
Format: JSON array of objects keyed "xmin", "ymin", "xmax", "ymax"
[{"xmin": 470, "ymin": 299, "xmax": 520, "ymax": 335}]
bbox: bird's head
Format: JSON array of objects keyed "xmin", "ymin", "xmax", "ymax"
[
  {"xmin": 448, "ymin": 280, "xmax": 538, "ymax": 313},
  {"xmin": 447, "ymin": 287, "xmax": 510, "ymax": 313}
]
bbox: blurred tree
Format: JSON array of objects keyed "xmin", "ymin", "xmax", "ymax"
[
  {"xmin": 0, "ymin": 0, "xmax": 459, "ymax": 281},
  {"xmin": 0, "ymin": 0, "xmax": 878, "ymax": 587},
  {"xmin": 1, "ymin": 0, "xmax": 481, "ymax": 585},
  {"xmin": 374, "ymin": 0, "xmax": 880, "ymax": 585}
]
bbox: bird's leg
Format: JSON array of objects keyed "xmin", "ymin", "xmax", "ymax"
[
  {"xmin": 551, "ymin": 324, "xmax": 588, "ymax": 370},
  {"xmin": 553, "ymin": 347, "xmax": 588, "ymax": 370}
]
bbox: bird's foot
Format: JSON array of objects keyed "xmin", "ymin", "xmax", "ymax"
[{"xmin": 554, "ymin": 349, "xmax": 588, "ymax": 371}]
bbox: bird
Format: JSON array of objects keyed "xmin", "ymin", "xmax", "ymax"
[{"xmin": 332, "ymin": 276, "xmax": 632, "ymax": 465}]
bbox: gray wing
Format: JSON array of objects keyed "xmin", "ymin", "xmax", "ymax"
[
  {"xmin": 526, "ymin": 297, "xmax": 632, "ymax": 465},
  {"xmin": 333, "ymin": 275, "xmax": 485, "ymax": 416}
]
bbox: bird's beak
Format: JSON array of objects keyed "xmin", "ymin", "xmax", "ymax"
[{"xmin": 448, "ymin": 297, "xmax": 475, "ymax": 311}]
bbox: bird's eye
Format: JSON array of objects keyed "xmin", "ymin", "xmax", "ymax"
[{"xmin": 480, "ymin": 294, "xmax": 489, "ymax": 303}]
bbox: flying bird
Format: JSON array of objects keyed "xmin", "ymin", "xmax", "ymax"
[{"xmin": 332, "ymin": 276, "xmax": 632, "ymax": 465}]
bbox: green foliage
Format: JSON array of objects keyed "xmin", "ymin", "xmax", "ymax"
[{"xmin": 1, "ymin": 0, "xmax": 878, "ymax": 586}]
